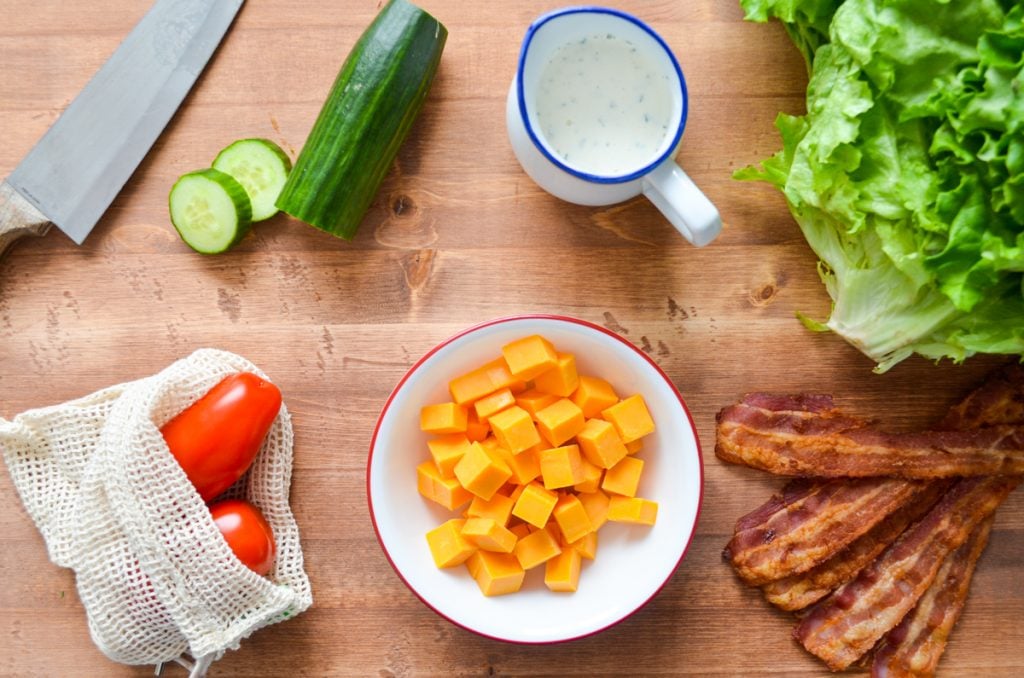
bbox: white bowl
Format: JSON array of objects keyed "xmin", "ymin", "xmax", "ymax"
[{"xmin": 367, "ymin": 315, "xmax": 704, "ymax": 643}]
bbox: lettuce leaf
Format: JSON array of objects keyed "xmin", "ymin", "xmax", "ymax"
[{"xmin": 738, "ymin": 0, "xmax": 1024, "ymax": 371}]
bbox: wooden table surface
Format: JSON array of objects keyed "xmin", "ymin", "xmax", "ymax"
[{"xmin": 1, "ymin": 1, "xmax": 1021, "ymax": 675}]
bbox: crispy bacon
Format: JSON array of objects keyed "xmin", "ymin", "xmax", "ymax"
[
  {"xmin": 723, "ymin": 477, "xmax": 925, "ymax": 586},
  {"xmin": 870, "ymin": 515, "xmax": 994, "ymax": 678},
  {"xmin": 716, "ymin": 394, "xmax": 1024, "ymax": 478},
  {"xmin": 938, "ymin": 364, "xmax": 1024, "ymax": 431},
  {"xmin": 760, "ymin": 481, "xmax": 949, "ymax": 611},
  {"xmin": 793, "ymin": 475, "xmax": 1019, "ymax": 671}
]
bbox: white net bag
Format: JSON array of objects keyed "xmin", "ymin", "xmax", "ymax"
[{"xmin": 0, "ymin": 348, "xmax": 312, "ymax": 670}]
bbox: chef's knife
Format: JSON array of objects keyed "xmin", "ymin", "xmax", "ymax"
[{"xmin": 0, "ymin": 0, "xmax": 245, "ymax": 260}]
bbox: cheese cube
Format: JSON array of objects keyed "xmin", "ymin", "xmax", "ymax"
[
  {"xmin": 466, "ymin": 550, "xmax": 525, "ymax": 596},
  {"xmin": 417, "ymin": 461, "xmax": 472, "ymax": 510},
  {"xmin": 544, "ymin": 545, "xmax": 582, "ymax": 592},
  {"xmin": 514, "ymin": 524, "xmax": 562, "ymax": 569},
  {"xmin": 567, "ymin": 530, "xmax": 598, "ymax": 560},
  {"xmin": 534, "ymin": 353, "xmax": 579, "ymax": 397},
  {"xmin": 488, "ymin": 405, "xmax": 541, "ymax": 454},
  {"xmin": 515, "ymin": 389, "xmax": 560, "ymax": 420},
  {"xmin": 553, "ymin": 493, "xmax": 593, "ymax": 544},
  {"xmin": 535, "ymin": 398, "xmax": 585, "ymax": 447},
  {"xmin": 449, "ymin": 358, "xmax": 520, "ymax": 405},
  {"xmin": 573, "ymin": 457, "xmax": 603, "ymax": 493},
  {"xmin": 465, "ymin": 491, "xmax": 515, "ymax": 526},
  {"xmin": 538, "ymin": 444, "xmax": 585, "ymax": 490},
  {"xmin": 461, "ymin": 518, "xmax": 517, "ymax": 553},
  {"xmin": 602, "ymin": 456, "xmax": 645, "ymax": 497},
  {"xmin": 420, "ymin": 402, "xmax": 468, "ymax": 434},
  {"xmin": 493, "ymin": 444, "xmax": 541, "ymax": 486},
  {"xmin": 509, "ymin": 521, "xmax": 532, "ymax": 541},
  {"xmin": 464, "ymin": 409, "xmax": 490, "ymax": 442},
  {"xmin": 473, "ymin": 388, "xmax": 515, "ymax": 422},
  {"xmin": 576, "ymin": 418, "xmax": 628, "ymax": 469},
  {"xmin": 502, "ymin": 334, "xmax": 559, "ymax": 380},
  {"xmin": 454, "ymin": 442, "xmax": 512, "ymax": 501},
  {"xmin": 607, "ymin": 496, "xmax": 658, "ymax": 526},
  {"xmin": 511, "ymin": 481, "xmax": 558, "ymax": 528},
  {"xmin": 571, "ymin": 375, "xmax": 619, "ymax": 418},
  {"xmin": 577, "ymin": 489, "xmax": 611, "ymax": 530},
  {"xmin": 426, "ymin": 519, "xmax": 476, "ymax": 568},
  {"xmin": 601, "ymin": 394, "xmax": 655, "ymax": 443},
  {"xmin": 427, "ymin": 434, "xmax": 472, "ymax": 478}
]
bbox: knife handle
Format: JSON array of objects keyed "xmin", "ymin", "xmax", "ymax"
[{"xmin": 0, "ymin": 180, "xmax": 52, "ymax": 260}]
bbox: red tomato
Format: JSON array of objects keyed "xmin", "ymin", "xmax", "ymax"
[
  {"xmin": 161, "ymin": 372, "xmax": 282, "ymax": 501},
  {"xmin": 209, "ymin": 499, "xmax": 276, "ymax": 576}
]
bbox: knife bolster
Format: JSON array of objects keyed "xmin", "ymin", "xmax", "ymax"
[{"xmin": 0, "ymin": 181, "xmax": 51, "ymax": 260}]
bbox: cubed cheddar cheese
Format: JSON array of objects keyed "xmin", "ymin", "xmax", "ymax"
[
  {"xmin": 544, "ymin": 545, "xmax": 582, "ymax": 592},
  {"xmin": 601, "ymin": 394, "xmax": 655, "ymax": 443},
  {"xmin": 535, "ymin": 398, "xmax": 585, "ymax": 447},
  {"xmin": 465, "ymin": 491, "xmax": 515, "ymax": 526},
  {"xmin": 553, "ymin": 493, "xmax": 593, "ymax": 544},
  {"xmin": 567, "ymin": 530, "xmax": 598, "ymax": 560},
  {"xmin": 492, "ymin": 444, "xmax": 542, "ymax": 486},
  {"xmin": 511, "ymin": 481, "xmax": 558, "ymax": 528},
  {"xmin": 427, "ymin": 434, "xmax": 472, "ymax": 478},
  {"xmin": 538, "ymin": 444, "xmax": 585, "ymax": 490},
  {"xmin": 602, "ymin": 456, "xmax": 645, "ymax": 497},
  {"xmin": 454, "ymin": 442, "xmax": 512, "ymax": 501},
  {"xmin": 514, "ymin": 524, "xmax": 562, "ymax": 570},
  {"xmin": 571, "ymin": 375, "xmax": 619, "ymax": 418},
  {"xmin": 464, "ymin": 409, "xmax": 490, "ymax": 442},
  {"xmin": 573, "ymin": 457, "xmax": 603, "ymax": 493},
  {"xmin": 607, "ymin": 496, "xmax": 658, "ymax": 525},
  {"xmin": 461, "ymin": 518, "xmax": 518, "ymax": 553},
  {"xmin": 466, "ymin": 550, "xmax": 525, "ymax": 596},
  {"xmin": 417, "ymin": 461, "xmax": 472, "ymax": 510},
  {"xmin": 488, "ymin": 405, "xmax": 541, "ymax": 454},
  {"xmin": 502, "ymin": 334, "xmax": 559, "ymax": 380},
  {"xmin": 576, "ymin": 417, "xmax": 628, "ymax": 469},
  {"xmin": 515, "ymin": 389, "xmax": 560, "ymax": 420},
  {"xmin": 534, "ymin": 353, "xmax": 579, "ymax": 397},
  {"xmin": 577, "ymin": 489, "xmax": 611, "ymax": 530},
  {"xmin": 473, "ymin": 388, "xmax": 515, "ymax": 422},
  {"xmin": 449, "ymin": 358, "xmax": 521, "ymax": 405},
  {"xmin": 509, "ymin": 521, "xmax": 532, "ymax": 541},
  {"xmin": 426, "ymin": 519, "xmax": 477, "ymax": 568},
  {"xmin": 420, "ymin": 402, "xmax": 468, "ymax": 434}
]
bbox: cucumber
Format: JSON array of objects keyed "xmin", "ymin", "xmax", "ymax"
[
  {"xmin": 275, "ymin": 0, "xmax": 447, "ymax": 240},
  {"xmin": 168, "ymin": 168, "xmax": 252, "ymax": 254},
  {"xmin": 212, "ymin": 138, "xmax": 291, "ymax": 221}
]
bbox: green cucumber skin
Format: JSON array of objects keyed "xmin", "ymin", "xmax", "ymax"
[{"xmin": 276, "ymin": 0, "xmax": 447, "ymax": 240}]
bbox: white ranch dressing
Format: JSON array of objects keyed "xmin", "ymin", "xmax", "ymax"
[{"xmin": 533, "ymin": 32, "xmax": 675, "ymax": 177}]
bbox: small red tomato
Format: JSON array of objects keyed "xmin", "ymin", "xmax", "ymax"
[
  {"xmin": 161, "ymin": 372, "xmax": 282, "ymax": 501},
  {"xmin": 209, "ymin": 499, "xmax": 276, "ymax": 576}
]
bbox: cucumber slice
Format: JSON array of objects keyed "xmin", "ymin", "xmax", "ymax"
[
  {"xmin": 212, "ymin": 138, "xmax": 291, "ymax": 221},
  {"xmin": 168, "ymin": 168, "xmax": 252, "ymax": 254}
]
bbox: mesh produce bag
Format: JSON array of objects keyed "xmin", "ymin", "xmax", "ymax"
[{"xmin": 0, "ymin": 348, "xmax": 312, "ymax": 672}]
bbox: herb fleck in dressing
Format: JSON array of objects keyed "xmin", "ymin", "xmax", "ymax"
[{"xmin": 534, "ymin": 33, "xmax": 674, "ymax": 177}]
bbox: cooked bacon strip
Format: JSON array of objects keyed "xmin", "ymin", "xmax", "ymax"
[
  {"xmin": 870, "ymin": 515, "xmax": 994, "ymax": 678},
  {"xmin": 716, "ymin": 394, "xmax": 1024, "ymax": 478},
  {"xmin": 761, "ymin": 481, "xmax": 949, "ymax": 610},
  {"xmin": 723, "ymin": 477, "xmax": 925, "ymax": 586},
  {"xmin": 938, "ymin": 364, "xmax": 1024, "ymax": 431},
  {"xmin": 793, "ymin": 475, "xmax": 1019, "ymax": 671}
]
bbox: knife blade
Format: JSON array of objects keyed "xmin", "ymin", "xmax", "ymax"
[{"xmin": 0, "ymin": 0, "xmax": 245, "ymax": 259}]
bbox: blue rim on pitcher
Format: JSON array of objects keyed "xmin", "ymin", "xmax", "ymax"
[{"xmin": 515, "ymin": 5, "xmax": 690, "ymax": 185}]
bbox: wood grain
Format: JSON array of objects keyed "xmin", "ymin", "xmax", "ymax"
[{"xmin": 0, "ymin": 0, "xmax": 1020, "ymax": 676}]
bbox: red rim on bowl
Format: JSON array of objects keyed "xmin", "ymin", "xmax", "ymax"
[{"xmin": 366, "ymin": 314, "xmax": 705, "ymax": 643}]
